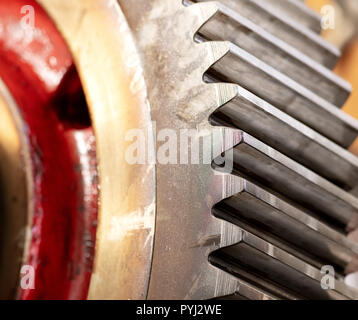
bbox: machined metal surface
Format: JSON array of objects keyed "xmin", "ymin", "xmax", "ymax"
[
  {"xmin": 259, "ymin": 0, "xmax": 322, "ymax": 33},
  {"xmin": 211, "ymin": 84, "xmax": 358, "ymax": 190},
  {"xmin": 195, "ymin": 0, "xmax": 340, "ymax": 68},
  {"xmin": 208, "ymin": 42, "xmax": 358, "ymax": 148},
  {"xmin": 213, "ymin": 180, "xmax": 358, "ymax": 274},
  {"xmin": 210, "ymin": 231, "xmax": 358, "ymax": 300},
  {"xmin": 117, "ymin": 0, "xmax": 243, "ymax": 299},
  {"xmin": 213, "ymin": 132, "xmax": 358, "ymax": 231},
  {"xmin": 26, "ymin": 0, "xmax": 358, "ymax": 300},
  {"xmin": 116, "ymin": 0, "xmax": 358, "ymax": 299},
  {"xmin": 197, "ymin": 1, "xmax": 351, "ymax": 107}
]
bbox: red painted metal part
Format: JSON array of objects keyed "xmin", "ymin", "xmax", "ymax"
[{"xmin": 0, "ymin": 0, "xmax": 98, "ymax": 299}]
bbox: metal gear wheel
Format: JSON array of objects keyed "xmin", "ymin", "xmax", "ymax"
[{"xmin": 1, "ymin": 0, "xmax": 358, "ymax": 300}]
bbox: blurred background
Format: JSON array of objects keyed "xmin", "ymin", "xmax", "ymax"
[{"xmin": 307, "ymin": 0, "xmax": 358, "ymax": 154}]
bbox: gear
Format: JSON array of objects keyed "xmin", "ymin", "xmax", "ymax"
[{"xmin": 2, "ymin": 0, "xmax": 358, "ymax": 300}]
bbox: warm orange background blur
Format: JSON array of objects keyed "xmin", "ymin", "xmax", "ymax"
[
  {"xmin": 306, "ymin": 0, "xmax": 358, "ymax": 153},
  {"xmin": 306, "ymin": 0, "xmax": 334, "ymax": 12}
]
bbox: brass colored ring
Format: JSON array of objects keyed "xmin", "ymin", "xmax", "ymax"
[{"xmin": 37, "ymin": 0, "xmax": 156, "ymax": 299}]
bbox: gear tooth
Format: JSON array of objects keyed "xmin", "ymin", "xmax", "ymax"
[
  {"xmin": 187, "ymin": 82, "xmax": 237, "ymax": 122},
  {"xmin": 218, "ymin": 220, "xmax": 243, "ymax": 248},
  {"xmin": 203, "ymin": 40, "xmax": 231, "ymax": 67},
  {"xmin": 174, "ymin": 82, "xmax": 237, "ymax": 124},
  {"xmin": 212, "ymin": 269, "xmax": 239, "ymax": 298},
  {"xmin": 197, "ymin": 41, "xmax": 237, "ymax": 113},
  {"xmin": 214, "ymin": 82, "xmax": 238, "ymax": 110},
  {"xmin": 188, "ymin": 1, "xmax": 220, "ymax": 35}
]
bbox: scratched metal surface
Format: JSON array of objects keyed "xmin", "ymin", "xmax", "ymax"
[
  {"xmin": 118, "ymin": 0, "xmax": 244, "ymax": 299},
  {"xmin": 38, "ymin": 0, "xmax": 358, "ymax": 300}
]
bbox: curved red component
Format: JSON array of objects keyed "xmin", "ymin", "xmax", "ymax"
[{"xmin": 0, "ymin": 0, "xmax": 98, "ymax": 299}]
